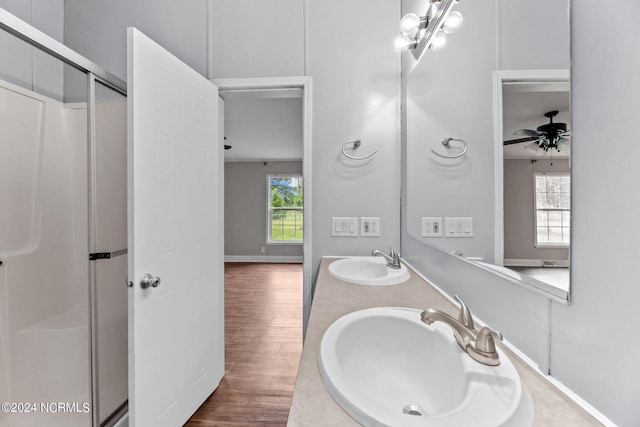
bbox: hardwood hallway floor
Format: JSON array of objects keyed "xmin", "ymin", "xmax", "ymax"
[{"xmin": 185, "ymin": 262, "xmax": 303, "ymax": 427}]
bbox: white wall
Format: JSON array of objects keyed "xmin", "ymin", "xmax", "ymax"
[
  {"xmin": 209, "ymin": 0, "xmax": 305, "ymax": 79},
  {"xmin": 402, "ymin": 1, "xmax": 640, "ymax": 425},
  {"xmin": 224, "ymin": 97, "xmax": 303, "ymax": 162},
  {"xmin": 63, "ymin": 0, "xmax": 209, "ymax": 80},
  {"xmin": 306, "ymin": 0, "xmax": 400, "ymax": 313},
  {"xmin": 550, "ymin": 2, "xmax": 640, "ymax": 425},
  {"xmin": 0, "ymin": 0, "xmax": 64, "ymax": 100}
]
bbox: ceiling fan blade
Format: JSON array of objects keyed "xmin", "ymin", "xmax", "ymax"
[
  {"xmin": 504, "ymin": 136, "xmax": 540, "ymax": 145},
  {"xmin": 513, "ymin": 128, "xmax": 544, "ymax": 137}
]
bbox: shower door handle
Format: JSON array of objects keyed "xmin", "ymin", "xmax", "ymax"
[{"xmin": 140, "ymin": 273, "xmax": 161, "ymax": 289}]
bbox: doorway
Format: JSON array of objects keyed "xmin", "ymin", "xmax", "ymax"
[{"xmin": 213, "ymin": 77, "xmax": 312, "ymax": 330}]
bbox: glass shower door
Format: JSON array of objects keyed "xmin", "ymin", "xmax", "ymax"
[{"xmin": 0, "ymin": 27, "xmax": 92, "ymax": 427}]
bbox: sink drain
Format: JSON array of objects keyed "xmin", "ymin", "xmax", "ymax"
[{"xmin": 402, "ymin": 404, "xmax": 426, "ymax": 417}]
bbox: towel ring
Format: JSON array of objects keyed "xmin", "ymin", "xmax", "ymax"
[
  {"xmin": 342, "ymin": 139, "xmax": 377, "ymax": 160},
  {"xmin": 430, "ymin": 137, "xmax": 467, "ymax": 159}
]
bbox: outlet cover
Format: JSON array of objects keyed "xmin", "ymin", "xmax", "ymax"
[
  {"xmin": 360, "ymin": 217, "xmax": 381, "ymax": 237},
  {"xmin": 421, "ymin": 217, "xmax": 443, "ymax": 237}
]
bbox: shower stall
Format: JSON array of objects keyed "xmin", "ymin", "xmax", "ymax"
[{"xmin": 0, "ymin": 9, "xmax": 127, "ymax": 427}]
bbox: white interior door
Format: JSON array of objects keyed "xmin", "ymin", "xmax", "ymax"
[{"xmin": 127, "ymin": 27, "xmax": 223, "ymax": 427}]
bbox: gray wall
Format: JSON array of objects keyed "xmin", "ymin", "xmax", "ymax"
[
  {"xmin": 550, "ymin": 2, "xmax": 640, "ymax": 425},
  {"xmin": 0, "ymin": 0, "xmax": 65, "ymax": 100},
  {"xmin": 402, "ymin": 0, "xmax": 640, "ymax": 425},
  {"xmin": 224, "ymin": 161, "xmax": 303, "ymax": 258},
  {"xmin": 504, "ymin": 159, "xmax": 570, "ymax": 262},
  {"xmin": 63, "ymin": 0, "xmax": 209, "ymax": 80},
  {"xmin": 306, "ymin": 0, "xmax": 400, "ymax": 308},
  {"xmin": 209, "ymin": 0, "xmax": 305, "ymax": 78}
]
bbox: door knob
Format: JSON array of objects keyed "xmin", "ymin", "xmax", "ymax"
[{"xmin": 140, "ymin": 273, "xmax": 161, "ymax": 289}]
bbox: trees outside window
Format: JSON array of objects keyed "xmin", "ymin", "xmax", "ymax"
[{"xmin": 267, "ymin": 175, "xmax": 303, "ymax": 243}]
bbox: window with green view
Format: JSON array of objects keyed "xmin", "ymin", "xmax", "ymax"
[{"xmin": 267, "ymin": 175, "xmax": 303, "ymax": 243}]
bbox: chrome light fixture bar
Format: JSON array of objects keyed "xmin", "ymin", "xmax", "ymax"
[{"xmin": 395, "ymin": 0, "xmax": 460, "ymax": 60}]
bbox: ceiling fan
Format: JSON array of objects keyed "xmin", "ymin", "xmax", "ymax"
[{"xmin": 504, "ymin": 110, "xmax": 570, "ymax": 152}]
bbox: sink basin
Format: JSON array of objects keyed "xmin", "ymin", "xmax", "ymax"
[
  {"xmin": 318, "ymin": 307, "xmax": 533, "ymax": 427},
  {"xmin": 328, "ymin": 257, "xmax": 410, "ymax": 286}
]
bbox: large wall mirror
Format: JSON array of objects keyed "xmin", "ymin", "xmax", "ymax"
[{"xmin": 404, "ymin": 0, "xmax": 571, "ymax": 301}]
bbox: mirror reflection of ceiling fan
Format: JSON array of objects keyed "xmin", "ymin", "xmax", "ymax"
[{"xmin": 504, "ymin": 110, "xmax": 570, "ymax": 154}]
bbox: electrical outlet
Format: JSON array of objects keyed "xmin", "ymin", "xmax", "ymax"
[
  {"xmin": 360, "ymin": 217, "xmax": 380, "ymax": 237},
  {"xmin": 421, "ymin": 217, "xmax": 443, "ymax": 237}
]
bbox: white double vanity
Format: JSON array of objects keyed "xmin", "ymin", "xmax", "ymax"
[{"xmin": 287, "ymin": 257, "xmax": 601, "ymax": 426}]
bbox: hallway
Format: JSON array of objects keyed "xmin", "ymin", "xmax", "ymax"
[{"xmin": 185, "ymin": 262, "xmax": 303, "ymax": 426}]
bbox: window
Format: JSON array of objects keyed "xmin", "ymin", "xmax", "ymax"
[
  {"xmin": 267, "ymin": 175, "xmax": 303, "ymax": 244},
  {"xmin": 534, "ymin": 173, "xmax": 570, "ymax": 247}
]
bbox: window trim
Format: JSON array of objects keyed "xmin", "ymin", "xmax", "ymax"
[
  {"xmin": 266, "ymin": 174, "xmax": 303, "ymax": 245},
  {"xmin": 533, "ymin": 172, "xmax": 570, "ymax": 248}
]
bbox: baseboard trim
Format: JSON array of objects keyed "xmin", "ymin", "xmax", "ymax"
[
  {"xmin": 224, "ymin": 255, "xmax": 303, "ymax": 263},
  {"xmin": 504, "ymin": 258, "xmax": 543, "ymax": 267}
]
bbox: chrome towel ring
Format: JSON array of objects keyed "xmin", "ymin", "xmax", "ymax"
[
  {"xmin": 342, "ymin": 139, "xmax": 377, "ymax": 160},
  {"xmin": 430, "ymin": 137, "xmax": 467, "ymax": 159}
]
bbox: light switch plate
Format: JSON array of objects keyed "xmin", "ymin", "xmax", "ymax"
[
  {"xmin": 444, "ymin": 217, "xmax": 473, "ymax": 237},
  {"xmin": 332, "ymin": 217, "xmax": 358, "ymax": 237},
  {"xmin": 360, "ymin": 217, "xmax": 381, "ymax": 237},
  {"xmin": 421, "ymin": 217, "xmax": 443, "ymax": 237}
]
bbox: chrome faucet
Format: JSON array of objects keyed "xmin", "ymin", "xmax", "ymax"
[
  {"xmin": 371, "ymin": 248, "xmax": 402, "ymax": 269},
  {"xmin": 420, "ymin": 295, "xmax": 503, "ymax": 366}
]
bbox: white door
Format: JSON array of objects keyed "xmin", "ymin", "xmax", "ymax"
[{"xmin": 127, "ymin": 27, "xmax": 224, "ymax": 427}]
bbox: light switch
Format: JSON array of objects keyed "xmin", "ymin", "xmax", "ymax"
[
  {"xmin": 445, "ymin": 217, "xmax": 473, "ymax": 238},
  {"xmin": 331, "ymin": 217, "xmax": 358, "ymax": 237}
]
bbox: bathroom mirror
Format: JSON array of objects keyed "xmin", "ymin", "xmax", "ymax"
[{"xmin": 404, "ymin": 0, "xmax": 571, "ymax": 300}]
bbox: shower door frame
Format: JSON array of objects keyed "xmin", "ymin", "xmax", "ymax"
[{"xmin": 1, "ymin": 8, "xmax": 127, "ymax": 427}]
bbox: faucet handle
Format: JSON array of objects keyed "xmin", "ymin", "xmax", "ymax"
[
  {"xmin": 476, "ymin": 327, "xmax": 503, "ymax": 354},
  {"xmin": 454, "ymin": 294, "xmax": 475, "ymax": 329}
]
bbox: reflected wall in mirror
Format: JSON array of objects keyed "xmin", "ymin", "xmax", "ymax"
[{"xmin": 404, "ymin": 0, "xmax": 571, "ymax": 300}]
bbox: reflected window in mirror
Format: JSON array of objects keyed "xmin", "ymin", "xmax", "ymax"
[{"xmin": 534, "ymin": 173, "xmax": 570, "ymax": 247}]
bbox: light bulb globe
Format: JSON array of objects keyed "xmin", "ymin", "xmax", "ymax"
[
  {"xmin": 394, "ymin": 34, "xmax": 414, "ymax": 52},
  {"xmin": 400, "ymin": 13, "xmax": 421, "ymax": 37},
  {"xmin": 429, "ymin": 31, "xmax": 447, "ymax": 51},
  {"xmin": 443, "ymin": 11, "xmax": 464, "ymax": 34}
]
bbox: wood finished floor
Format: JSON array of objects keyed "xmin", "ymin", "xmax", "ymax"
[{"xmin": 185, "ymin": 262, "xmax": 303, "ymax": 427}]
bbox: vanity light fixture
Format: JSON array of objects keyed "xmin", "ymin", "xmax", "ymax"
[{"xmin": 394, "ymin": 0, "xmax": 463, "ymax": 59}]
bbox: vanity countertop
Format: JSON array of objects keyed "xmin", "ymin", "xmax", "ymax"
[{"xmin": 287, "ymin": 257, "xmax": 602, "ymax": 427}]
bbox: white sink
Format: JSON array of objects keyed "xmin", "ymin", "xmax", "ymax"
[
  {"xmin": 318, "ymin": 307, "xmax": 533, "ymax": 427},
  {"xmin": 328, "ymin": 257, "xmax": 410, "ymax": 286}
]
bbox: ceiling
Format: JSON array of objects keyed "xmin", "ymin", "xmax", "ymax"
[
  {"xmin": 502, "ymin": 82, "xmax": 571, "ymax": 160},
  {"xmin": 221, "ymin": 89, "xmax": 303, "ymax": 162}
]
